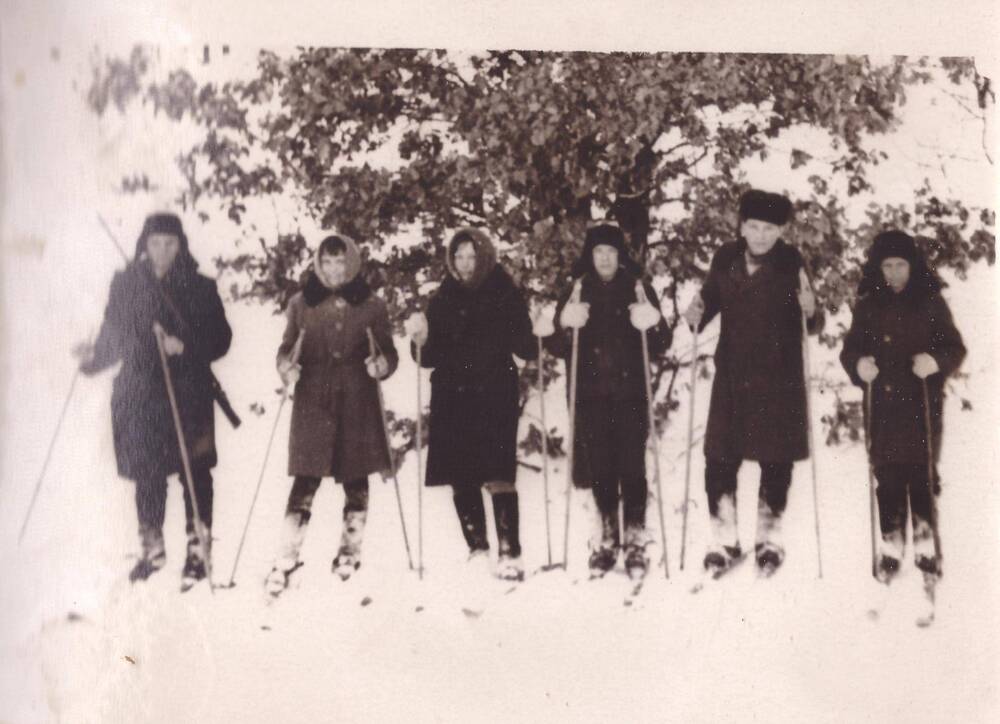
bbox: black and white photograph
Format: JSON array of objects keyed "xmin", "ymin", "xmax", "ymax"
[{"xmin": 1, "ymin": 1, "xmax": 997, "ymax": 721}]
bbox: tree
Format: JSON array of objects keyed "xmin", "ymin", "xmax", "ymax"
[{"xmin": 86, "ymin": 48, "xmax": 995, "ymax": 460}]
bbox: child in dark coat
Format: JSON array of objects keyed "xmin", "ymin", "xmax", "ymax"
[{"xmin": 840, "ymin": 230, "xmax": 965, "ymax": 587}]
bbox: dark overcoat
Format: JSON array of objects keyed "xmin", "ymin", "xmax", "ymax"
[
  {"xmin": 417, "ymin": 231, "xmax": 537, "ymax": 488},
  {"xmin": 84, "ymin": 257, "xmax": 232, "ymax": 481},
  {"xmin": 550, "ymin": 269, "xmax": 672, "ymax": 488},
  {"xmin": 840, "ymin": 288, "xmax": 965, "ymax": 466},
  {"xmin": 698, "ymin": 238, "xmax": 823, "ymax": 463},
  {"xmin": 279, "ymin": 266, "xmax": 398, "ymax": 481}
]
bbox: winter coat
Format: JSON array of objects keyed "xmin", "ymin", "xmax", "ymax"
[
  {"xmin": 279, "ymin": 254, "xmax": 399, "ymax": 481},
  {"xmin": 417, "ymin": 229, "xmax": 537, "ymax": 488},
  {"xmin": 84, "ymin": 259, "xmax": 232, "ymax": 481},
  {"xmin": 549, "ymin": 269, "xmax": 672, "ymax": 487},
  {"xmin": 698, "ymin": 238, "xmax": 823, "ymax": 463},
  {"xmin": 839, "ymin": 288, "xmax": 965, "ymax": 466}
]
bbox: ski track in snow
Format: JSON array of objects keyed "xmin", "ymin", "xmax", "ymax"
[{"xmin": 2, "ymin": 255, "xmax": 998, "ymax": 722}]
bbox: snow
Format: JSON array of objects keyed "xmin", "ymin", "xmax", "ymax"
[
  {"xmin": 1, "ymin": 256, "xmax": 998, "ymax": 722},
  {"xmin": 2, "ymin": 10, "xmax": 999, "ymax": 722}
]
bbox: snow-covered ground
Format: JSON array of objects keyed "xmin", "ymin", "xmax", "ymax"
[{"xmin": 1, "ymin": 254, "xmax": 997, "ymax": 723}]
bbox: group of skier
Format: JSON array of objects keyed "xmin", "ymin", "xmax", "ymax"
[{"xmin": 73, "ymin": 188, "xmax": 965, "ymax": 614}]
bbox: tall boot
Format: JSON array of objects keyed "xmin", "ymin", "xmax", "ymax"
[
  {"xmin": 492, "ymin": 492, "xmax": 524, "ymax": 581},
  {"xmin": 754, "ymin": 497, "xmax": 785, "ymax": 574},
  {"xmin": 265, "ymin": 510, "xmax": 311, "ymax": 597},
  {"xmin": 129, "ymin": 523, "xmax": 166, "ymax": 583},
  {"xmin": 332, "ymin": 510, "xmax": 367, "ymax": 581},
  {"xmin": 181, "ymin": 525, "xmax": 211, "ymax": 592},
  {"xmin": 876, "ymin": 528, "xmax": 905, "ymax": 584},
  {"xmin": 704, "ymin": 491, "xmax": 741, "ymax": 573},
  {"xmin": 588, "ymin": 502, "xmax": 620, "ymax": 576},
  {"xmin": 623, "ymin": 524, "xmax": 650, "ymax": 580},
  {"xmin": 453, "ymin": 486, "xmax": 489, "ymax": 554}
]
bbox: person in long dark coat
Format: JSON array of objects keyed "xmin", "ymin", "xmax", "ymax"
[
  {"xmin": 683, "ymin": 190, "xmax": 823, "ymax": 575},
  {"xmin": 549, "ymin": 223, "xmax": 672, "ymax": 577},
  {"xmin": 406, "ymin": 228, "xmax": 538, "ymax": 581},
  {"xmin": 75, "ymin": 212, "xmax": 232, "ymax": 588},
  {"xmin": 264, "ymin": 234, "xmax": 398, "ymax": 596},
  {"xmin": 840, "ymin": 230, "xmax": 965, "ymax": 585}
]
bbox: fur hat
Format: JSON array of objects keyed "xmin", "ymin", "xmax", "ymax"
[
  {"xmin": 867, "ymin": 229, "xmax": 919, "ymax": 267},
  {"xmin": 739, "ymin": 189, "xmax": 792, "ymax": 226}
]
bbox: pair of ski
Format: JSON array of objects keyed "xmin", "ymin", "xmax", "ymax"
[
  {"xmin": 587, "ymin": 567, "xmax": 648, "ymax": 608},
  {"xmin": 866, "ymin": 574, "xmax": 937, "ymax": 628},
  {"xmin": 688, "ymin": 550, "xmax": 781, "ymax": 594}
]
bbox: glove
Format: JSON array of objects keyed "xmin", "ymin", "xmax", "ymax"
[
  {"xmin": 912, "ymin": 353, "xmax": 940, "ymax": 379},
  {"xmin": 630, "ymin": 302, "xmax": 661, "ymax": 331},
  {"xmin": 405, "ymin": 312, "xmax": 429, "ymax": 347},
  {"xmin": 152, "ymin": 321, "xmax": 184, "ymax": 356},
  {"xmin": 682, "ymin": 294, "xmax": 704, "ymax": 329},
  {"xmin": 857, "ymin": 356, "xmax": 879, "ymax": 383},
  {"xmin": 278, "ymin": 359, "xmax": 301, "ymax": 388},
  {"xmin": 532, "ymin": 311, "xmax": 555, "ymax": 338},
  {"xmin": 366, "ymin": 354, "xmax": 390, "ymax": 380},
  {"xmin": 559, "ymin": 302, "xmax": 590, "ymax": 329}
]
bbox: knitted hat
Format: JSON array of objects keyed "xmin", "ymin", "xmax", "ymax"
[{"xmin": 571, "ymin": 222, "xmax": 641, "ymax": 278}]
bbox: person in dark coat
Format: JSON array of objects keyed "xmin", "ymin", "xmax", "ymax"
[
  {"xmin": 840, "ymin": 230, "xmax": 965, "ymax": 585},
  {"xmin": 683, "ymin": 190, "xmax": 823, "ymax": 575},
  {"xmin": 74, "ymin": 212, "xmax": 232, "ymax": 588},
  {"xmin": 264, "ymin": 234, "xmax": 398, "ymax": 596},
  {"xmin": 405, "ymin": 227, "xmax": 539, "ymax": 581},
  {"xmin": 548, "ymin": 223, "xmax": 672, "ymax": 577}
]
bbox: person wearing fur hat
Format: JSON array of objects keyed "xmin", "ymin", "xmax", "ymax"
[
  {"xmin": 405, "ymin": 228, "xmax": 540, "ymax": 581},
  {"xmin": 264, "ymin": 234, "xmax": 398, "ymax": 596},
  {"xmin": 74, "ymin": 212, "xmax": 232, "ymax": 590},
  {"xmin": 549, "ymin": 222, "xmax": 672, "ymax": 579},
  {"xmin": 840, "ymin": 230, "xmax": 965, "ymax": 593},
  {"xmin": 683, "ymin": 189, "xmax": 823, "ymax": 577}
]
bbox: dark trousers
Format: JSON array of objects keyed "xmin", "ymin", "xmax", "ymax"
[
  {"xmin": 452, "ymin": 485, "xmax": 521, "ymax": 557},
  {"xmin": 874, "ymin": 463, "xmax": 937, "ymax": 554},
  {"xmin": 705, "ymin": 457, "xmax": 793, "ymax": 517},
  {"xmin": 592, "ymin": 476, "xmax": 648, "ymax": 532},
  {"xmin": 285, "ymin": 475, "xmax": 369, "ymax": 521},
  {"xmin": 135, "ymin": 466, "xmax": 213, "ymax": 532}
]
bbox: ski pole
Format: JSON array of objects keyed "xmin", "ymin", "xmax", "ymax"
[
  {"xmin": 562, "ymin": 279, "xmax": 583, "ymax": 570},
  {"xmin": 864, "ymin": 381, "xmax": 879, "ymax": 579},
  {"xmin": 680, "ymin": 323, "xmax": 699, "ymax": 570},
  {"xmin": 415, "ymin": 344, "xmax": 425, "ymax": 580},
  {"xmin": 223, "ymin": 329, "xmax": 305, "ymax": 588},
  {"xmin": 98, "ymin": 214, "xmax": 241, "ymax": 428},
  {"xmin": 920, "ymin": 378, "xmax": 943, "ymax": 573},
  {"xmin": 18, "ymin": 359, "xmax": 86, "ymax": 545},
  {"xmin": 635, "ymin": 282, "xmax": 669, "ymax": 579},
  {"xmin": 154, "ymin": 323, "xmax": 214, "ymax": 594},
  {"xmin": 367, "ymin": 328, "xmax": 415, "ymax": 572},
  {"xmin": 799, "ymin": 270, "xmax": 823, "ymax": 579},
  {"xmin": 536, "ymin": 333, "xmax": 553, "ymax": 568}
]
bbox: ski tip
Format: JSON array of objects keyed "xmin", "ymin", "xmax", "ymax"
[{"xmin": 461, "ymin": 607, "xmax": 483, "ymax": 619}]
